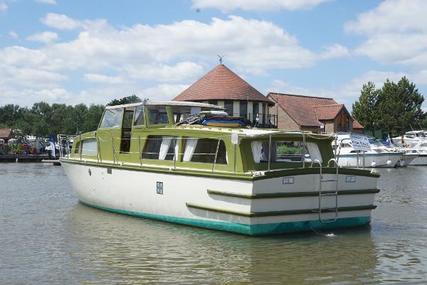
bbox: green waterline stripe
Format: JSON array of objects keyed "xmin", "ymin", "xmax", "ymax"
[
  {"xmin": 79, "ymin": 200, "xmax": 371, "ymax": 236},
  {"xmin": 61, "ymin": 158, "xmax": 380, "ymax": 181},
  {"xmin": 207, "ymin": 189, "xmax": 380, "ymax": 199},
  {"xmin": 186, "ymin": 203, "xmax": 377, "ymax": 218}
]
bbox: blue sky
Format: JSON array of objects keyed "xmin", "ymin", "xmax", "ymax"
[{"xmin": 0, "ymin": 0, "xmax": 426, "ymax": 111}]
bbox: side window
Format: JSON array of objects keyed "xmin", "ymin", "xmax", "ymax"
[
  {"xmin": 74, "ymin": 141, "xmax": 80, "ymax": 154},
  {"xmin": 183, "ymin": 138, "xmax": 227, "ymax": 164},
  {"xmin": 147, "ymin": 106, "xmax": 168, "ymax": 125},
  {"xmin": 81, "ymin": 139, "xmax": 97, "ymax": 156},
  {"xmin": 99, "ymin": 108, "xmax": 123, "ymax": 129},
  {"xmin": 170, "ymin": 106, "xmax": 191, "ymax": 123},
  {"xmin": 251, "ymin": 140, "xmax": 305, "ymax": 163},
  {"xmin": 142, "ymin": 136, "xmax": 177, "ymax": 160},
  {"xmin": 134, "ymin": 106, "xmax": 144, "ymax": 126}
]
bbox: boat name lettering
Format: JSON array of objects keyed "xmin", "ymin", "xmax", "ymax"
[
  {"xmin": 156, "ymin": 181, "xmax": 164, "ymax": 195},
  {"xmin": 345, "ymin": 176, "xmax": 357, "ymax": 183},
  {"xmin": 282, "ymin": 177, "xmax": 295, "ymax": 184}
]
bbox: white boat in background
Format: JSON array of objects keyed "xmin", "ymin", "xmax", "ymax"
[
  {"xmin": 392, "ymin": 130, "xmax": 427, "ymax": 148},
  {"xmin": 403, "ymin": 141, "xmax": 427, "ymax": 166},
  {"xmin": 334, "ymin": 134, "xmax": 402, "ymax": 168}
]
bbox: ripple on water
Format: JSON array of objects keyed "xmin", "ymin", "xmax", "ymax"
[{"xmin": 0, "ymin": 164, "xmax": 427, "ymax": 284}]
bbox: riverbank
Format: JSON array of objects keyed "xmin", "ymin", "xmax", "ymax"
[{"xmin": 0, "ymin": 154, "xmax": 56, "ymax": 162}]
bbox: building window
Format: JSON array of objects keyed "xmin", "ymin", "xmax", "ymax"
[
  {"xmin": 240, "ymin": 101, "xmax": 247, "ymax": 119},
  {"xmin": 224, "ymin": 101, "xmax": 233, "ymax": 116},
  {"xmin": 253, "ymin": 102, "xmax": 259, "ymax": 122},
  {"xmin": 183, "ymin": 138, "xmax": 227, "ymax": 164},
  {"xmin": 208, "ymin": 100, "xmax": 217, "ymax": 106}
]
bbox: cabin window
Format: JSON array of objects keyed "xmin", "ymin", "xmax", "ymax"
[
  {"xmin": 224, "ymin": 101, "xmax": 233, "ymax": 116},
  {"xmin": 142, "ymin": 136, "xmax": 178, "ymax": 160},
  {"xmin": 134, "ymin": 106, "xmax": 144, "ymax": 126},
  {"xmin": 183, "ymin": 138, "xmax": 227, "ymax": 164},
  {"xmin": 99, "ymin": 108, "xmax": 123, "ymax": 129},
  {"xmin": 81, "ymin": 139, "xmax": 97, "ymax": 156},
  {"xmin": 147, "ymin": 106, "xmax": 168, "ymax": 125},
  {"xmin": 170, "ymin": 106, "xmax": 192, "ymax": 123},
  {"xmin": 74, "ymin": 141, "xmax": 80, "ymax": 154},
  {"xmin": 251, "ymin": 140, "xmax": 308, "ymax": 163}
]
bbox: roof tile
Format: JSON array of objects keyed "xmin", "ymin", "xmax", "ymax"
[{"xmin": 173, "ymin": 64, "xmax": 273, "ymax": 105}]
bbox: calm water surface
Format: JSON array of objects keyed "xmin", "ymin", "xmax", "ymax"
[{"xmin": 1, "ymin": 163, "xmax": 427, "ymax": 284}]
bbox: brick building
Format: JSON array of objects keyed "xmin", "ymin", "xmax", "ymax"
[
  {"xmin": 268, "ymin": 93, "xmax": 364, "ymax": 133},
  {"xmin": 173, "ymin": 64, "xmax": 276, "ymax": 127}
]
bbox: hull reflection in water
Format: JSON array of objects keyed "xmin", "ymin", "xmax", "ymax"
[{"xmin": 68, "ymin": 203, "xmax": 379, "ymax": 284}]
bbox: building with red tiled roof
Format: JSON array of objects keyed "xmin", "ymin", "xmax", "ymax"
[
  {"xmin": 352, "ymin": 119, "xmax": 365, "ymax": 133},
  {"xmin": 173, "ymin": 64, "xmax": 276, "ymax": 127},
  {"xmin": 268, "ymin": 93, "xmax": 363, "ymax": 133},
  {"xmin": 0, "ymin": 128, "xmax": 13, "ymax": 143}
]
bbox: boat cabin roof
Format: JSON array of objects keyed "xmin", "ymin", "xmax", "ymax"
[{"xmin": 105, "ymin": 100, "xmax": 224, "ymax": 110}]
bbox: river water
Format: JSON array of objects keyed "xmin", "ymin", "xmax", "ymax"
[{"xmin": 1, "ymin": 163, "xmax": 426, "ymax": 284}]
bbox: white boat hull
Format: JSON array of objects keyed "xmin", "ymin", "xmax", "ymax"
[
  {"xmin": 62, "ymin": 160, "xmax": 378, "ymax": 235},
  {"xmin": 409, "ymin": 154, "xmax": 427, "ymax": 166},
  {"xmin": 336, "ymin": 153, "xmax": 401, "ymax": 168}
]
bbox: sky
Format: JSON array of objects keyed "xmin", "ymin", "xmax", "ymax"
[{"xmin": 0, "ymin": 0, "xmax": 426, "ymax": 111}]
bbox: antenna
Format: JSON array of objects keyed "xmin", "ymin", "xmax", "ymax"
[{"xmin": 217, "ymin": 55, "xmax": 224, "ymax": 64}]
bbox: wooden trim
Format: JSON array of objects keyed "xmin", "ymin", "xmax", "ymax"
[
  {"xmin": 207, "ymin": 189, "xmax": 380, "ymax": 199},
  {"xmin": 186, "ymin": 203, "xmax": 377, "ymax": 218}
]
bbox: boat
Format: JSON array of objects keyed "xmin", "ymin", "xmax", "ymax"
[
  {"xmin": 392, "ymin": 130, "xmax": 427, "ymax": 148},
  {"xmin": 60, "ymin": 101, "xmax": 380, "ymax": 236},
  {"xmin": 403, "ymin": 141, "xmax": 427, "ymax": 166},
  {"xmin": 334, "ymin": 134, "xmax": 402, "ymax": 168}
]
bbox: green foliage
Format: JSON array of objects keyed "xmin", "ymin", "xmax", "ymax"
[
  {"xmin": 107, "ymin": 95, "xmax": 141, "ymax": 106},
  {"xmin": 352, "ymin": 77, "xmax": 425, "ymax": 135},
  {"xmin": 352, "ymin": 82, "xmax": 379, "ymax": 131},
  {"xmin": 0, "ymin": 102, "xmax": 105, "ymax": 136}
]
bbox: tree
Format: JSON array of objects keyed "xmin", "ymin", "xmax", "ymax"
[
  {"xmin": 107, "ymin": 95, "xmax": 141, "ymax": 106},
  {"xmin": 352, "ymin": 82, "xmax": 379, "ymax": 132},
  {"xmin": 352, "ymin": 77, "xmax": 425, "ymax": 136},
  {"xmin": 377, "ymin": 77, "xmax": 424, "ymax": 135}
]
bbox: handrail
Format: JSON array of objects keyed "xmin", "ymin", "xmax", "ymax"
[
  {"xmin": 327, "ymin": 158, "xmax": 338, "ymax": 168},
  {"xmin": 310, "ymin": 159, "xmax": 322, "ymax": 169}
]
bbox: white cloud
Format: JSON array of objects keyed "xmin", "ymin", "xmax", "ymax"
[
  {"xmin": 0, "ymin": 13, "xmax": 350, "ymax": 106},
  {"xmin": 346, "ymin": 0, "xmax": 427, "ymax": 68},
  {"xmin": 9, "ymin": 31, "xmax": 19, "ymax": 39},
  {"xmin": 319, "ymin": 44, "xmax": 350, "ymax": 60},
  {"xmin": 123, "ymin": 62, "xmax": 204, "ymax": 82},
  {"xmin": 35, "ymin": 0, "xmax": 57, "ymax": 5},
  {"xmin": 0, "ymin": 2, "xmax": 7, "ymax": 12},
  {"xmin": 41, "ymin": 13, "xmax": 81, "ymax": 30},
  {"xmin": 84, "ymin": 73, "xmax": 127, "ymax": 84},
  {"xmin": 35, "ymin": 14, "xmax": 339, "ymax": 73},
  {"xmin": 0, "ymin": 64, "xmax": 67, "ymax": 89},
  {"xmin": 138, "ymin": 84, "xmax": 189, "ymax": 101},
  {"xmin": 192, "ymin": 0, "xmax": 328, "ymax": 11},
  {"xmin": 27, "ymin": 31, "xmax": 58, "ymax": 44}
]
